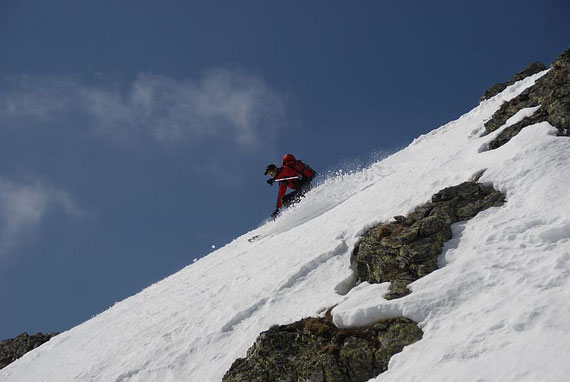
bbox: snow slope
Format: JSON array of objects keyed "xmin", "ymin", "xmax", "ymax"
[{"xmin": 2, "ymin": 69, "xmax": 570, "ymax": 382}]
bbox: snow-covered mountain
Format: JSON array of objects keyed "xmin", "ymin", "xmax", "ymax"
[{"xmin": 1, "ymin": 50, "xmax": 569, "ymax": 381}]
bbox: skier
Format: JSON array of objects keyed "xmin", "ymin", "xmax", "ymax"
[{"xmin": 265, "ymin": 154, "xmax": 316, "ymax": 219}]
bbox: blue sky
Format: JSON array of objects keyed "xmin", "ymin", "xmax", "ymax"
[{"xmin": 0, "ymin": 0, "xmax": 567, "ymax": 340}]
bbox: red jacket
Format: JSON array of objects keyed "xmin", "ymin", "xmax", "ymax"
[
  {"xmin": 274, "ymin": 165, "xmax": 301, "ymax": 208},
  {"xmin": 273, "ymin": 153, "xmax": 315, "ymax": 208}
]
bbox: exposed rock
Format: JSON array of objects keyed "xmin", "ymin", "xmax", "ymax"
[
  {"xmin": 487, "ymin": 107, "xmax": 549, "ymax": 150},
  {"xmin": 224, "ymin": 181, "xmax": 504, "ymax": 381},
  {"xmin": 223, "ymin": 313, "xmax": 422, "ymax": 382},
  {"xmin": 353, "ymin": 181, "xmax": 505, "ymax": 299},
  {"xmin": 484, "ymin": 49, "xmax": 570, "ymax": 149},
  {"xmin": 479, "ymin": 61, "xmax": 547, "ymax": 102},
  {"xmin": 0, "ymin": 332, "xmax": 59, "ymax": 369}
]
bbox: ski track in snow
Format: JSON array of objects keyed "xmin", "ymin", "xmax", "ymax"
[
  {"xmin": 220, "ymin": 239, "xmax": 349, "ymax": 333},
  {"xmin": 220, "ymin": 298, "xmax": 270, "ymax": 333},
  {"xmin": 3, "ymin": 69, "xmax": 570, "ymax": 382},
  {"xmin": 277, "ymin": 240, "xmax": 349, "ymax": 291}
]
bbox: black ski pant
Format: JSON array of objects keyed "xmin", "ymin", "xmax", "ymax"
[{"xmin": 281, "ymin": 178, "xmax": 313, "ymax": 209}]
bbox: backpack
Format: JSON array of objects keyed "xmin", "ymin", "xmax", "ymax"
[{"xmin": 281, "ymin": 154, "xmax": 316, "ymax": 180}]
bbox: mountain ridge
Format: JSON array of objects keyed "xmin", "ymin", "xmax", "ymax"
[{"xmin": 1, "ymin": 48, "xmax": 569, "ymax": 381}]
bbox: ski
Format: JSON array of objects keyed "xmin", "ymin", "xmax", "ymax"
[{"xmin": 248, "ymin": 235, "xmax": 261, "ymax": 243}]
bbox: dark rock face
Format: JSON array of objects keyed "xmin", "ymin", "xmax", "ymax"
[
  {"xmin": 353, "ymin": 181, "xmax": 505, "ymax": 299},
  {"xmin": 484, "ymin": 49, "xmax": 570, "ymax": 149},
  {"xmin": 223, "ymin": 313, "xmax": 422, "ymax": 382},
  {"xmin": 0, "ymin": 332, "xmax": 59, "ymax": 369},
  {"xmin": 479, "ymin": 61, "xmax": 547, "ymax": 102}
]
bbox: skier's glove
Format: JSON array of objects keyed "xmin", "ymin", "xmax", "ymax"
[
  {"xmin": 266, "ymin": 178, "xmax": 275, "ymax": 186},
  {"xmin": 271, "ymin": 209, "xmax": 280, "ymax": 219}
]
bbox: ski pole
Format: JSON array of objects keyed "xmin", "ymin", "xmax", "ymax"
[{"xmin": 273, "ymin": 175, "xmax": 302, "ymax": 182}]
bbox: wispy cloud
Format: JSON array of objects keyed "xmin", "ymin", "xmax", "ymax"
[
  {"xmin": 0, "ymin": 69, "xmax": 286, "ymax": 150},
  {"xmin": 0, "ymin": 177, "xmax": 82, "ymax": 265}
]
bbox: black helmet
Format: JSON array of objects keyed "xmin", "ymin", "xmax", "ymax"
[{"xmin": 264, "ymin": 164, "xmax": 277, "ymax": 175}]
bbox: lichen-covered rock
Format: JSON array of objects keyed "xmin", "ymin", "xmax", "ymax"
[
  {"xmin": 0, "ymin": 332, "xmax": 59, "ymax": 369},
  {"xmin": 479, "ymin": 61, "xmax": 547, "ymax": 102},
  {"xmin": 484, "ymin": 49, "xmax": 570, "ymax": 149},
  {"xmin": 373, "ymin": 320, "xmax": 425, "ymax": 372},
  {"xmin": 353, "ymin": 181, "xmax": 505, "ymax": 299},
  {"xmin": 223, "ymin": 314, "xmax": 422, "ymax": 382}
]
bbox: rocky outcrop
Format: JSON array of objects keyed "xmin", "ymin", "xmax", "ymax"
[
  {"xmin": 0, "ymin": 332, "xmax": 59, "ymax": 369},
  {"xmin": 353, "ymin": 181, "xmax": 505, "ymax": 299},
  {"xmin": 223, "ymin": 313, "xmax": 422, "ymax": 382},
  {"xmin": 484, "ymin": 49, "xmax": 570, "ymax": 149},
  {"xmin": 224, "ymin": 180, "xmax": 504, "ymax": 381},
  {"xmin": 479, "ymin": 61, "xmax": 546, "ymax": 102}
]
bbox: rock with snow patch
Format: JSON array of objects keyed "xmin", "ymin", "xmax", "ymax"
[
  {"xmin": 223, "ymin": 313, "xmax": 422, "ymax": 382},
  {"xmin": 484, "ymin": 49, "xmax": 570, "ymax": 148},
  {"xmin": 0, "ymin": 332, "xmax": 59, "ymax": 369},
  {"xmin": 353, "ymin": 181, "xmax": 505, "ymax": 299},
  {"xmin": 479, "ymin": 61, "xmax": 547, "ymax": 103}
]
